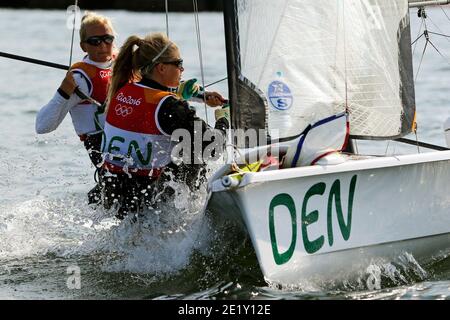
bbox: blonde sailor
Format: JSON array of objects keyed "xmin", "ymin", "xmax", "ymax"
[
  {"xmin": 101, "ymin": 32, "xmax": 229, "ymax": 219},
  {"xmin": 35, "ymin": 11, "xmax": 116, "ymax": 203}
]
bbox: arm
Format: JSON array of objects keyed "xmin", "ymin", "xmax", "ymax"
[
  {"xmin": 176, "ymin": 78, "xmax": 226, "ymax": 107},
  {"xmin": 157, "ymin": 96, "xmax": 229, "ymax": 164},
  {"xmin": 35, "ymin": 72, "xmax": 89, "ymax": 134},
  {"xmin": 157, "ymin": 96, "xmax": 227, "ymax": 136},
  {"xmin": 190, "ymin": 91, "xmax": 226, "ymax": 107}
]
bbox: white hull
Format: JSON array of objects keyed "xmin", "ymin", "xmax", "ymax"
[{"xmin": 207, "ymin": 151, "xmax": 450, "ymax": 285}]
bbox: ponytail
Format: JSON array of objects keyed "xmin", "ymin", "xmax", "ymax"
[{"xmin": 106, "ymin": 35, "xmax": 142, "ymax": 110}]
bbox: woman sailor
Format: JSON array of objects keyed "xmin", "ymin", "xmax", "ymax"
[
  {"xmin": 35, "ymin": 11, "xmax": 116, "ymax": 203},
  {"xmin": 101, "ymin": 32, "xmax": 229, "ymax": 219}
]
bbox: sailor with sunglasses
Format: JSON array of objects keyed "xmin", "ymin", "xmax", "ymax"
[
  {"xmin": 36, "ymin": 12, "xmax": 116, "ymax": 204},
  {"xmin": 101, "ymin": 32, "xmax": 229, "ymax": 219}
]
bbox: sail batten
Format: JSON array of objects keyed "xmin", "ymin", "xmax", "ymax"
[{"xmin": 226, "ymin": 0, "xmax": 416, "ymax": 144}]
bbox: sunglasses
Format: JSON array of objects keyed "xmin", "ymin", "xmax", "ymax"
[
  {"xmin": 162, "ymin": 59, "xmax": 183, "ymax": 69},
  {"xmin": 84, "ymin": 34, "xmax": 115, "ymax": 46}
]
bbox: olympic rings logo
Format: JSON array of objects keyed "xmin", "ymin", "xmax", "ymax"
[{"xmin": 115, "ymin": 104, "xmax": 133, "ymax": 117}]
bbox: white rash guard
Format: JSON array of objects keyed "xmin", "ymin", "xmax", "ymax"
[{"xmin": 35, "ymin": 57, "xmax": 112, "ymax": 136}]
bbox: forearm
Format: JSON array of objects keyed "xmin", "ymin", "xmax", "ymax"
[
  {"xmin": 157, "ymin": 98, "xmax": 227, "ymax": 159},
  {"xmin": 35, "ymin": 74, "xmax": 87, "ymax": 134},
  {"xmin": 35, "ymin": 91, "xmax": 73, "ymax": 133},
  {"xmin": 158, "ymin": 98, "xmax": 218, "ymax": 135},
  {"xmin": 188, "ymin": 94, "xmax": 205, "ymax": 104}
]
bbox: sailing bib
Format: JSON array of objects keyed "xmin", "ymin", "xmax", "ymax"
[
  {"xmin": 69, "ymin": 62, "xmax": 111, "ymax": 136},
  {"xmin": 103, "ymin": 83, "xmax": 175, "ymax": 176}
]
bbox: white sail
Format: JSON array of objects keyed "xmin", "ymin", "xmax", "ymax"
[
  {"xmin": 235, "ymin": 0, "xmax": 415, "ymax": 140},
  {"xmin": 210, "ymin": 0, "xmax": 450, "ymax": 287}
]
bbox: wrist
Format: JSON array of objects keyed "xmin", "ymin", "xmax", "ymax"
[{"xmin": 57, "ymin": 87, "xmax": 71, "ymax": 99}]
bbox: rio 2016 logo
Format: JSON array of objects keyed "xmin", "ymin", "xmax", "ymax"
[
  {"xmin": 268, "ymin": 175, "xmax": 357, "ymax": 265},
  {"xmin": 99, "ymin": 70, "xmax": 112, "ymax": 79},
  {"xmin": 268, "ymin": 80, "xmax": 293, "ymax": 111}
]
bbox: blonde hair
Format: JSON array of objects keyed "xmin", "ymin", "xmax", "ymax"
[
  {"xmin": 79, "ymin": 11, "xmax": 115, "ymax": 42},
  {"xmin": 106, "ymin": 32, "xmax": 179, "ymax": 107}
]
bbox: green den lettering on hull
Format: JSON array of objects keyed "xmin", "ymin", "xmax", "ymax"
[{"xmin": 269, "ymin": 175, "xmax": 357, "ymax": 265}]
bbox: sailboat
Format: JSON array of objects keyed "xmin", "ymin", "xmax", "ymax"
[{"xmin": 206, "ymin": 0, "xmax": 450, "ymax": 285}]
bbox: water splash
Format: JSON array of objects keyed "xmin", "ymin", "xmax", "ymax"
[
  {"xmin": 263, "ymin": 251, "xmax": 432, "ymax": 297},
  {"xmin": 0, "ymin": 173, "xmax": 215, "ymax": 278}
]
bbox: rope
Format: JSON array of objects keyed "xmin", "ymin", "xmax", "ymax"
[
  {"xmin": 414, "ymin": 131, "xmax": 421, "ymax": 153},
  {"xmin": 68, "ymin": 0, "xmax": 78, "ymax": 66},
  {"xmin": 193, "ymin": 0, "xmax": 209, "ymax": 124}
]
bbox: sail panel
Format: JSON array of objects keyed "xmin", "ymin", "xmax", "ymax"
[{"xmin": 235, "ymin": 0, "xmax": 415, "ymax": 140}]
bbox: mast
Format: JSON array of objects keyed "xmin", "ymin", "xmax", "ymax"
[
  {"xmin": 222, "ymin": 0, "xmax": 240, "ymax": 130},
  {"xmin": 222, "ymin": 0, "xmax": 269, "ymax": 148}
]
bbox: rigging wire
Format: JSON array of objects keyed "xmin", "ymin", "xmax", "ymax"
[
  {"xmin": 204, "ymin": 77, "xmax": 228, "ymax": 88},
  {"xmin": 68, "ymin": 0, "xmax": 78, "ymax": 66},
  {"xmin": 333, "ymin": 0, "xmax": 341, "ymax": 93},
  {"xmin": 428, "ymin": 8, "xmax": 450, "ymax": 45},
  {"xmin": 414, "ymin": 7, "xmax": 450, "ymax": 82},
  {"xmin": 414, "ymin": 8, "xmax": 429, "ymax": 82},
  {"xmin": 341, "ymin": 1, "xmax": 356, "ymax": 156},
  {"xmin": 427, "ymin": 19, "xmax": 449, "ymax": 39},
  {"xmin": 415, "ymin": 33, "xmax": 428, "ymax": 82},
  {"xmin": 342, "ymin": 1, "xmax": 349, "ymax": 115},
  {"xmin": 411, "ymin": 32, "xmax": 425, "ymax": 46},
  {"xmin": 193, "ymin": 0, "xmax": 209, "ymax": 124},
  {"xmin": 440, "ymin": 4, "xmax": 450, "ymax": 23},
  {"xmin": 412, "ymin": 18, "xmax": 424, "ymax": 56},
  {"xmin": 384, "ymin": 141, "xmax": 390, "ymax": 156},
  {"xmin": 165, "ymin": 0, "xmax": 170, "ymax": 37},
  {"xmin": 426, "ymin": 37, "xmax": 450, "ymax": 64},
  {"xmin": 424, "ymin": 16, "xmax": 450, "ymax": 59},
  {"xmin": 428, "ymin": 31, "xmax": 450, "ymax": 38},
  {"xmin": 409, "ymin": 6, "xmax": 450, "ymax": 153}
]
